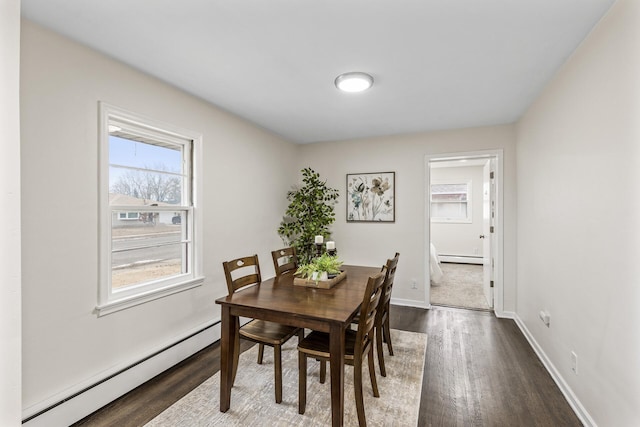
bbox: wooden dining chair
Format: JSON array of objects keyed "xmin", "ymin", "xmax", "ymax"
[
  {"xmin": 297, "ymin": 271, "xmax": 385, "ymax": 427},
  {"xmin": 376, "ymin": 252, "xmax": 400, "ymax": 377},
  {"xmin": 222, "ymin": 254, "xmax": 303, "ymax": 403},
  {"xmin": 349, "ymin": 252, "xmax": 400, "ymax": 377},
  {"xmin": 271, "ymin": 246, "xmax": 298, "ymax": 276}
]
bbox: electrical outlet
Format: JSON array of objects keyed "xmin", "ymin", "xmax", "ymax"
[
  {"xmin": 411, "ymin": 279, "xmax": 417, "ymax": 289},
  {"xmin": 571, "ymin": 351, "xmax": 578, "ymax": 374}
]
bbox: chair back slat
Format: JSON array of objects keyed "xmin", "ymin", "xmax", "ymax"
[
  {"xmin": 356, "ymin": 272, "xmax": 385, "ymax": 353},
  {"xmin": 222, "ymin": 254, "xmax": 262, "ymax": 295},
  {"xmin": 271, "ymin": 247, "xmax": 299, "ymax": 276},
  {"xmin": 381, "ymin": 252, "xmax": 400, "ymax": 306}
]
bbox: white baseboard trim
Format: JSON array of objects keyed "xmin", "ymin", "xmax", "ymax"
[
  {"xmin": 390, "ymin": 297, "xmax": 430, "ymax": 309},
  {"xmin": 439, "ymin": 255, "xmax": 483, "ymax": 265},
  {"xmin": 23, "ymin": 319, "xmax": 222, "ymax": 427},
  {"xmin": 513, "ymin": 314, "xmax": 596, "ymax": 427},
  {"xmin": 494, "ymin": 310, "xmax": 515, "ymax": 319}
]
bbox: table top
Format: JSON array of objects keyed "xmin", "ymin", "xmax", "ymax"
[{"xmin": 215, "ymin": 264, "xmax": 381, "ymax": 327}]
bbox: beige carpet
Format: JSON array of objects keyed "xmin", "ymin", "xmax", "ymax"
[
  {"xmin": 430, "ymin": 263, "xmax": 490, "ymax": 310},
  {"xmin": 146, "ymin": 329, "xmax": 427, "ymax": 426}
]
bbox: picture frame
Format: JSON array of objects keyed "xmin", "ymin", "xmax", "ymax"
[{"xmin": 346, "ymin": 172, "xmax": 395, "ymax": 222}]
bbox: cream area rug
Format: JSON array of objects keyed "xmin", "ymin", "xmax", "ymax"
[{"xmin": 146, "ymin": 329, "xmax": 427, "ymax": 427}]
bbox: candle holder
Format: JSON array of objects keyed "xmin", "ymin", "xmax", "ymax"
[
  {"xmin": 327, "ymin": 248, "xmax": 337, "ymax": 257},
  {"xmin": 315, "ymin": 243, "xmax": 323, "ymax": 258}
]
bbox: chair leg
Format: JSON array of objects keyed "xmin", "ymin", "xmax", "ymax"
[
  {"xmin": 354, "ymin": 355, "xmax": 367, "ymax": 427},
  {"xmin": 257, "ymin": 344, "xmax": 265, "ymax": 364},
  {"xmin": 232, "ymin": 321, "xmax": 240, "ymax": 385},
  {"xmin": 319, "ymin": 360, "xmax": 326, "ymax": 384},
  {"xmin": 368, "ymin": 346, "xmax": 380, "ymax": 398},
  {"xmin": 298, "ymin": 352, "xmax": 307, "ymax": 414},
  {"xmin": 383, "ymin": 317, "xmax": 394, "ymax": 356},
  {"xmin": 274, "ymin": 345, "xmax": 282, "ymax": 403},
  {"xmin": 298, "ymin": 329, "xmax": 305, "ymax": 342},
  {"xmin": 376, "ymin": 323, "xmax": 387, "ymax": 377}
]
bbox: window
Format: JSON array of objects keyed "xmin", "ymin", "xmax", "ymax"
[
  {"xmin": 430, "ymin": 181, "xmax": 472, "ymax": 223},
  {"xmin": 118, "ymin": 212, "xmax": 140, "ymax": 220},
  {"xmin": 98, "ymin": 103, "xmax": 202, "ymax": 315}
]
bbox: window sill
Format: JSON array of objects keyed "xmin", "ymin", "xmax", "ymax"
[{"xmin": 95, "ymin": 276, "xmax": 204, "ymax": 317}]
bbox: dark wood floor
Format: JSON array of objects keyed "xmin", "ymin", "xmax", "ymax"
[{"xmin": 74, "ymin": 306, "xmax": 581, "ymax": 426}]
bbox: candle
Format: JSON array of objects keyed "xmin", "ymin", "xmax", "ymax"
[
  {"xmin": 326, "ymin": 241, "xmax": 335, "ymax": 250},
  {"xmin": 315, "ymin": 235, "xmax": 323, "ymax": 244}
]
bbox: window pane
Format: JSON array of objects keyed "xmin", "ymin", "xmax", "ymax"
[
  {"xmin": 109, "ymin": 135, "xmax": 182, "ymax": 171},
  {"xmin": 111, "ymin": 207, "xmax": 187, "ymax": 289},
  {"xmin": 431, "ymin": 183, "xmax": 467, "ymax": 194},
  {"xmin": 109, "ymin": 166, "xmax": 183, "ymax": 205},
  {"xmin": 111, "ymin": 213, "xmax": 187, "ymax": 290},
  {"xmin": 108, "ymin": 134, "xmax": 188, "ymax": 289},
  {"xmin": 112, "ymin": 210, "xmax": 186, "ymax": 229},
  {"xmin": 111, "ymin": 244, "xmax": 186, "ymax": 289},
  {"xmin": 432, "ymin": 202, "xmax": 468, "ymax": 219},
  {"xmin": 432, "ymin": 193, "xmax": 467, "ymax": 202}
]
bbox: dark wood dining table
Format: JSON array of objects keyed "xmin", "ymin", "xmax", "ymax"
[{"xmin": 215, "ymin": 264, "xmax": 381, "ymax": 427}]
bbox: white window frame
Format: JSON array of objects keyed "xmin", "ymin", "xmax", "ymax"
[
  {"xmin": 97, "ymin": 102, "xmax": 203, "ymax": 316},
  {"xmin": 430, "ymin": 180, "xmax": 473, "ymax": 224}
]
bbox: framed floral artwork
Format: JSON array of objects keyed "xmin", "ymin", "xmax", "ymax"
[{"xmin": 346, "ymin": 172, "xmax": 395, "ymax": 222}]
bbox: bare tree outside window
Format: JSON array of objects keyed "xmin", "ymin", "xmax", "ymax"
[{"xmin": 110, "ymin": 163, "xmax": 181, "ymax": 204}]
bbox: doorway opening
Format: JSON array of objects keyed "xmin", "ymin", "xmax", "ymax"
[{"xmin": 425, "ymin": 150, "xmax": 503, "ymax": 313}]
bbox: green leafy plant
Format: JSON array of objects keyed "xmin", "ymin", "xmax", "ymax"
[
  {"xmin": 295, "ymin": 253, "xmax": 343, "ymax": 280},
  {"xmin": 278, "ymin": 168, "xmax": 339, "ymax": 264},
  {"xmin": 295, "ymin": 263, "xmax": 319, "ymax": 280}
]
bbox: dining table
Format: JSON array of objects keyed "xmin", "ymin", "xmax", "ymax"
[{"xmin": 215, "ymin": 264, "xmax": 381, "ymax": 427}]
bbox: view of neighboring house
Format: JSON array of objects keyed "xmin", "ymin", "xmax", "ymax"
[{"xmin": 109, "ymin": 193, "xmax": 180, "ymax": 227}]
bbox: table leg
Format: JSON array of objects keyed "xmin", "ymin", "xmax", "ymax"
[
  {"xmin": 329, "ymin": 323, "xmax": 346, "ymax": 427},
  {"xmin": 220, "ymin": 305, "xmax": 237, "ymax": 412}
]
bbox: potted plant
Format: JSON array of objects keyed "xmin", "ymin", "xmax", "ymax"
[
  {"xmin": 278, "ymin": 167, "xmax": 339, "ymax": 264},
  {"xmin": 296, "ymin": 253, "xmax": 343, "ymax": 282}
]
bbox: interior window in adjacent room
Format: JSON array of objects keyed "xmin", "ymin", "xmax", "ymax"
[{"xmin": 430, "ymin": 181, "xmax": 472, "ymax": 223}]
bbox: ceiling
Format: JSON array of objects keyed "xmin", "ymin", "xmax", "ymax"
[{"xmin": 21, "ymin": 0, "xmax": 616, "ymax": 144}]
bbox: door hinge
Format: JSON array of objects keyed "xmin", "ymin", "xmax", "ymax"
[
  {"xmin": 490, "ymin": 171, "xmax": 494, "ymax": 179},
  {"xmin": 490, "ymin": 280, "xmax": 494, "ymax": 288},
  {"xmin": 490, "ymin": 226, "xmax": 494, "ymax": 233}
]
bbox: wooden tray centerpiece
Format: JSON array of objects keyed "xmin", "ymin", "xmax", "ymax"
[
  {"xmin": 293, "ymin": 253, "xmax": 346, "ymax": 289},
  {"xmin": 294, "ymin": 270, "xmax": 347, "ymax": 289}
]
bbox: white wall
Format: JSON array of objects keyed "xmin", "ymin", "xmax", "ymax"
[
  {"xmin": 298, "ymin": 125, "xmax": 516, "ymax": 312},
  {"xmin": 516, "ymin": 0, "xmax": 640, "ymax": 425},
  {"xmin": 20, "ymin": 20, "xmax": 297, "ymax": 417},
  {"xmin": 1, "ymin": 0, "xmax": 22, "ymax": 424},
  {"xmin": 430, "ymin": 164, "xmax": 485, "ymax": 258}
]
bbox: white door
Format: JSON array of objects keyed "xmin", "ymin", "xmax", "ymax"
[{"xmin": 482, "ymin": 160, "xmax": 494, "ymax": 308}]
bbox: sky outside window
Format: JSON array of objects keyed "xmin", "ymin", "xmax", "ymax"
[{"xmin": 109, "ymin": 135, "xmax": 182, "ymax": 188}]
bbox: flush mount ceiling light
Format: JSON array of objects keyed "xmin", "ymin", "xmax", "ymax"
[{"xmin": 334, "ymin": 72, "xmax": 374, "ymax": 93}]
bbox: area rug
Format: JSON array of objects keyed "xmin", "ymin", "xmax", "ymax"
[
  {"xmin": 430, "ymin": 263, "xmax": 490, "ymax": 310},
  {"xmin": 146, "ymin": 329, "xmax": 427, "ymax": 426}
]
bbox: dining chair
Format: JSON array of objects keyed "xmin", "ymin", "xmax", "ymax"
[
  {"xmin": 297, "ymin": 271, "xmax": 385, "ymax": 427},
  {"xmin": 376, "ymin": 252, "xmax": 400, "ymax": 377},
  {"xmin": 271, "ymin": 246, "xmax": 298, "ymax": 276},
  {"xmin": 349, "ymin": 252, "xmax": 400, "ymax": 377},
  {"xmin": 222, "ymin": 254, "xmax": 303, "ymax": 403}
]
